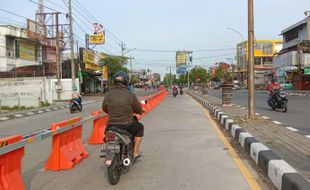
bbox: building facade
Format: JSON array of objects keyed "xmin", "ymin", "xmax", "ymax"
[
  {"xmin": 236, "ymin": 40, "xmax": 283, "ymax": 89},
  {"xmin": 274, "ymin": 16, "xmax": 310, "ymax": 90},
  {"xmin": 0, "ymin": 25, "xmax": 42, "ymax": 71}
]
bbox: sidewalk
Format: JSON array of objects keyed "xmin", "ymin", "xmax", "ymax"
[
  {"xmin": 199, "ymin": 92, "xmax": 310, "ymax": 182},
  {"xmin": 28, "ymin": 93, "xmax": 259, "ymax": 190}
]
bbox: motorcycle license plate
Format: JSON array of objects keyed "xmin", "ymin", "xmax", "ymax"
[{"xmin": 102, "ymin": 144, "xmax": 120, "ymax": 153}]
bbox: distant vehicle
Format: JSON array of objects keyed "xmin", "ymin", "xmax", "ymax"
[
  {"xmin": 213, "ymin": 82, "xmax": 221, "ymax": 89},
  {"xmin": 233, "ymin": 80, "xmax": 240, "ymax": 90},
  {"xmin": 279, "ymin": 81, "xmax": 292, "ymax": 90}
]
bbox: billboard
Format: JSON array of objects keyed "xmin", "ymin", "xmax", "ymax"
[
  {"xmin": 176, "ymin": 51, "xmax": 187, "ymax": 74},
  {"xmin": 89, "ymin": 33, "xmax": 105, "ymax": 44},
  {"xmin": 102, "ymin": 65, "xmax": 108, "ymax": 81},
  {"xmin": 20, "ymin": 41, "xmax": 35, "ymax": 61},
  {"xmin": 26, "ymin": 19, "xmax": 46, "ymax": 41},
  {"xmin": 80, "ymin": 48, "xmax": 101, "ymax": 71}
]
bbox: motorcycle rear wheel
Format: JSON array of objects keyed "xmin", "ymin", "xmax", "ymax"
[
  {"xmin": 282, "ymin": 104, "xmax": 288, "ymax": 113},
  {"xmin": 107, "ymin": 154, "xmax": 122, "ymax": 185}
]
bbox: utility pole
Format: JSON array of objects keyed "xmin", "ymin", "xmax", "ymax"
[
  {"xmin": 55, "ymin": 13, "xmax": 61, "ymax": 101},
  {"xmin": 187, "ymin": 51, "xmax": 193, "ymax": 89},
  {"xmin": 129, "ymin": 57, "xmax": 133, "ymax": 81},
  {"xmin": 68, "ymin": 0, "xmax": 76, "ymax": 90},
  {"xmin": 248, "ymin": 0, "xmax": 255, "ymax": 119}
]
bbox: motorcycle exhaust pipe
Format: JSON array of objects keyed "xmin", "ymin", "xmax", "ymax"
[{"xmin": 123, "ymin": 158, "xmax": 131, "ymax": 166}]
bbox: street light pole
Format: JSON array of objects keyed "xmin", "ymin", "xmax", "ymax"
[
  {"xmin": 227, "ymin": 27, "xmax": 244, "ymax": 42},
  {"xmin": 248, "ymin": 0, "xmax": 255, "ymax": 119}
]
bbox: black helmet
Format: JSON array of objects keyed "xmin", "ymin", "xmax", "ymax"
[
  {"xmin": 272, "ymin": 79, "xmax": 277, "ymax": 83},
  {"xmin": 113, "ymin": 71, "xmax": 129, "ymax": 86}
]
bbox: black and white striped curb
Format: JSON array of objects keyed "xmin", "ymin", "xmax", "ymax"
[
  {"xmin": 0, "ymin": 100, "xmax": 98, "ymax": 122},
  {"xmin": 187, "ymin": 92, "xmax": 310, "ymax": 190}
]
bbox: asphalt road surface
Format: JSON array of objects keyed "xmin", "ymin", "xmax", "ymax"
[
  {"xmin": 1, "ymin": 90, "xmax": 271, "ymax": 190},
  {"xmin": 26, "ymin": 92, "xmax": 262, "ymax": 190},
  {"xmin": 208, "ymin": 89, "xmax": 310, "ymax": 135}
]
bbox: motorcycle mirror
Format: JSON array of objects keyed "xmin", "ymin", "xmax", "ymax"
[{"xmin": 140, "ymin": 100, "xmax": 147, "ymax": 105}]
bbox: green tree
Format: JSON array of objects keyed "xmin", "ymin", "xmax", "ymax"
[
  {"xmin": 189, "ymin": 67, "xmax": 209, "ymax": 83},
  {"xmin": 176, "ymin": 74, "xmax": 187, "ymax": 84},
  {"xmin": 99, "ymin": 55, "xmax": 128, "ymax": 87},
  {"xmin": 130, "ymin": 75, "xmax": 139, "ymax": 85},
  {"xmin": 164, "ymin": 73, "xmax": 176, "ymax": 85}
]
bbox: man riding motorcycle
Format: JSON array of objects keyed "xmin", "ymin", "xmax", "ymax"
[
  {"xmin": 72, "ymin": 85, "xmax": 82, "ymax": 108},
  {"xmin": 267, "ymin": 79, "xmax": 281, "ymax": 104},
  {"xmin": 102, "ymin": 71, "xmax": 144, "ymax": 161}
]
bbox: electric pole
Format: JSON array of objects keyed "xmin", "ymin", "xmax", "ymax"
[
  {"xmin": 129, "ymin": 57, "xmax": 134, "ymax": 81},
  {"xmin": 55, "ymin": 13, "xmax": 61, "ymax": 100},
  {"xmin": 68, "ymin": 0, "xmax": 76, "ymax": 89},
  {"xmin": 248, "ymin": 0, "xmax": 255, "ymax": 119}
]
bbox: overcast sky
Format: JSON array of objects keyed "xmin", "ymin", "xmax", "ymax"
[{"xmin": 1, "ymin": 0, "xmax": 310, "ymax": 76}]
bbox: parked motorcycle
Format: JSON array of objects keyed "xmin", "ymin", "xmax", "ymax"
[
  {"xmin": 100, "ymin": 100, "xmax": 146, "ymax": 185},
  {"xmin": 69, "ymin": 98, "xmax": 82, "ymax": 113},
  {"xmin": 267, "ymin": 88, "xmax": 288, "ymax": 112}
]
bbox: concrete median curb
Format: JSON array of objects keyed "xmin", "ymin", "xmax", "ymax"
[{"xmin": 187, "ymin": 91, "xmax": 310, "ymax": 190}]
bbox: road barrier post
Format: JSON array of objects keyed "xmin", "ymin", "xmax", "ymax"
[
  {"xmin": 45, "ymin": 117, "xmax": 88, "ymax": 170},
  {"xmin": 88, "ymin": 111, "xmax": 108, "ymax": 144},
  {"xmin": 0, "ymin": 135, "xmax": 25, "ymax": 190}
]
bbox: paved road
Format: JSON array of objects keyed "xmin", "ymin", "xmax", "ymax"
[
  {"xmin": 20, "ymin": 92, "xmax": 266, "ymax": 190},
  {"xmin": 0, "ymin": 89, "xmax": 155, "ymax": 188},
  {"xmin": 208, "ymin": 89, "xmax": 310, "ymax": 135}
]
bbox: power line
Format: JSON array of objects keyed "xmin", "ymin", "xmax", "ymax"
[
  {"xmin": 25, "ymin": 0, "xmax": 65, "ymax": 14},
  {"xmin": 194, "ymin": 48, "xmax": 236, "ymax": 52},
  {"xmin": 45, "ymin": 0, "xmax": 67, "ymax": 12},
  {"xmin": 73, "ymin": 0, "xmax": 123, "ymax": 44},
  {"xmin": 0, "ymin": 8, "xmax": 28, "ymax": 19}
]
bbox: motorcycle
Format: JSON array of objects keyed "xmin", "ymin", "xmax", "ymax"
[
  {"xmin": 173, "ymin": 89, "xmax": 178, "ymax": 97},
  {"xmin": 267, "ymin": 88, "xmax": 288, "ymax": 112},
  {"xmin": 69, "ymin": 98, "xmax": 82, "ymax": 113},
  {"xmin": 100, "ymin": 100, "xmax": 147, "ymax": 185},
  {"xmin": 179, "ymin": 88, "xmax": 184, "ymax": 95}
]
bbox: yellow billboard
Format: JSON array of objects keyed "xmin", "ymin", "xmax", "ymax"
[
  {"xmin": 102, "ymin": 65, "xmax": 108, "ymax": 81},
  {"xmin": 176, "ymin": 51, "xmax": 187, "ymax": 66},
  {"xmin": 85, "ymin": 63, "xmax": 101, "ymax": 70},
  {"xmin": 81, "ymin": 48, "xmax": 101, "ymax": 71},
  {"xmin": 82, "ymin": 48, "xmax": 94, "ymax": 64},
  {"xmin": 20, "ymin": 41, "xmax": 35, "ymax": 61},
  {"xmin": 89, "ymin": 33, "xmax": 105, "ymax": 44}
]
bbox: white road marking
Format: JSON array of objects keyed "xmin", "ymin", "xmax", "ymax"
[
  {"xmin": 60, "ymin": 106, "xmax": 65, "ymax": 109},
  {"xmin": 236, "ymin": 105, "xmax": 241, "ymax": 108},
  {"xmin": 37, "ymin": 111, "xmax": 44, "ymax": 114},
  {"xmin": 255, "ymin": 113, "xmax": 260, "ymax": 116},
  {"xmin": 305, "ymin": 135, "xmax": 310, "ymax": 139},
  {"xmin": 285, "ymin": 127, "xmax": 299, "ymax": 132},
  {"xmin": 27, "ymin": 112, "xmax": 34, "ymax": 115},
  {"xmin": 15, "ymin": 114, "xmax": 24, "ymax": 117},
  {"xmin": 272, "ymin": 121, "xmax": 283, "ymax": 125},
  {"xmin": 262, "ymin": 116, "xmax": 269, "ymax": 119},
  {"xmin": 0, "ymin": 117, "xmax": 9, "ymax": 121},
  {"xmin": 241, "ymin": 107, "xmax": 246, "ymax": 110},
  {"xmin": 53, "ymin": 108, "xmax": 58, "ymax": 110},
  {"xmin": 45, "ymin": 109, "xmax": 51, "ymax": 112}
]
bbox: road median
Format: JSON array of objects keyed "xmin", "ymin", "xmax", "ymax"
[{"xmin": 187, "ymin": 90, "xmax": 310, "ymax": 190}]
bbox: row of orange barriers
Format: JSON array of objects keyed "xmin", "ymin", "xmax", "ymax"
[{"xmin": 0, "ymin": 89, "xmax": 167, "ymax": 190}]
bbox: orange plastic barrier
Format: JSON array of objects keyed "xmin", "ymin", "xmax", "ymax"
[
  {"xmin": 45, "ymin": 117, "xmax": 88, "ymax": 170},
  {"xmin": 88, "ymin": 111, "xmax": 108, "ymax": 144},
  {"xmin": 0, "ymin": 135, "xmax": 25, "ymax": 190}
]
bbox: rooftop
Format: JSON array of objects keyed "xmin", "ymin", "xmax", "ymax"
[{"xmin": 281, "ymin": 17, "xmax": 309, "ymax": 35}]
